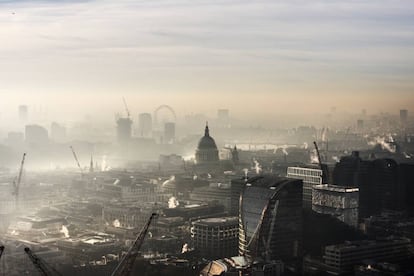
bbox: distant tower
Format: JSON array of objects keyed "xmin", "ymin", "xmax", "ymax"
[
  {"xmin": 25, "ymin": 124, "xmax": 48, "ymax": 146},
  {"xmin": 217, "ymin": 109, "xmax": 230, "ymax": 127},
  {"xmin": 400, "ymin": 109, "xmax": 408, "ymax": 126},
  {"xmin": 231, "ymin": 145, "xmax": 239, "ymax": 165},
  {"xmin": 217, "ymin": 109, "xmax": 229, "ymax": 121},
  {"xmin": 164, "ymin": 122, "xmax": 175, "ymax": 144},
  {"xmin": 89, "ymin": 156, "xmax": 94, "ymax": 173},
  {"xmin": 18, "ymin": 105, "xmax": 28, "ymax": 122},
  {"xmin": 50, "ymin": 122, "xmax": 66, "ymax": 142},
  {"xmin": 357, "ymin": 119, "xmax": 364, "ymax": 131},
  {"xmin": 138, "ymin": 113, "xmax": 152, "ymax": 137},
  {"xmin": 116, "ymin": 117, "xmax": 132, "ymax": 145}
]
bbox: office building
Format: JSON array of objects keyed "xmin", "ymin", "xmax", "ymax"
[
  {"xmin": 287, "ymin": 166, "xmax": 323, "ymax": 209},
  {"xmin": 400, "ymin": 109, "xmax": 408, "ymax": 126},
  {"xmin": 25, "ymin": 124, "xmax": 48, "ymax": 146},
  {"xmin": 333, "ymin": 152, "xmax": 404, "ymax": 218},
  {"xmin": 323, "ymin": 237, "xmax": 412, "ymax": 275},
  {"xmin": 357, "ymin": 119, "xmax": 364, "ymax": 131},
  {"xmin": 116, "ymin": 117, "xmax": 132, "ymax": 145},
  {"xmin": 191, "ymin": 216, "xmax": 239, "ymax": 259},
  {"xmin": 163, "ymin": 122, "xmax": 175, "ymax": 144},
  {"xmin": 50, "ymin": 122, "xmax": 66, "ymax": 142},
  {"xmin": 239, "ymin": 175, "xmax": 303, "ymax": 268},
  {"xmin": 138, "ymin": 113, "xmax": 152, "ymax": 137},
  {"xmin": 312, "ymin": 184, "xmax": 359, "ymax": 227}
]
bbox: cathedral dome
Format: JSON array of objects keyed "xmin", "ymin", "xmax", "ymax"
[
  {"xmin": 197, "ymin": 124, "xmax": 218, "ymax": 150},
  {"xmin": 195, "ymin": 123, "xmax": 219, "ymax": 164}
]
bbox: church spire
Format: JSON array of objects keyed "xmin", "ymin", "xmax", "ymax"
[{"xmin": 205, "ymin": 121, "xmax": 209, "ymax": 137}]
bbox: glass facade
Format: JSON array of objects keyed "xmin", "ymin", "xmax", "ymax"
[{"xmin": 239, "ymin": 176, "xmax": 303, "ymax": 266}]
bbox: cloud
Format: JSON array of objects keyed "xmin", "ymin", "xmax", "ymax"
[{"xmin": 0, "ymin": 0, "xmax": 413, "ymax": 113}]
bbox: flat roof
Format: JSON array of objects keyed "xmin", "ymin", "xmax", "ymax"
[{"xmin": 313, "ymin": 184, "xmax": 358, "ymax": 193}]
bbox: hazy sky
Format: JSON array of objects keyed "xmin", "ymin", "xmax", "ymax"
[{"xmin": 1, "ymin": 0, "xmax": 413, "ymax": 119}]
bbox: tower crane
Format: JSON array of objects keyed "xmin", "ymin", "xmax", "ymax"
[
  {"xmin": 122, "ymin": 97, "xmax": 131, "ymax": 119},
  {"xmin": 111, "ymin": 213, "xmax": 158, "ymax": 276},
  {"xmin": 24, "ymin": 247, "xmax": 62, "ymax": 276},
  {"xmin": 313, "ymin": 141, "xmax": 323, "ymax": 171},
  {"xmin": 69, "ymin": 146, "xmax": 83, "ymax": 179},
  {"xmin": 12, "ymin": 153, "xmax": 26, "ymax": 209}
]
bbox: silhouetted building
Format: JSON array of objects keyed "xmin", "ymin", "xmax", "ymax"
[
  {"xmin": 231, "ymin": 146, "xmax": 239, "ymax": 165},
  {"xmin": 239, "ymin": 175, "xmax": 302, "ymax": 269},
  {"xmin": 18, "ymin": 105, "xmax": 28, "ymax": 122},
  {"xmin": 312, "ymin": 184, "xmax": 359, "ymax": 228},
  {"xmin": 50, "ymin": 122, "xmax": 66, "ymax": 142},
  {"xmin": 323, "ymin": 237, "xmax": 412, "ymax": 275},
  {"xmin": 195, "ymin": 123, "xmax": 219, "ymax": 165},
  {"xmin": 217, "ymin": 109, "xmax": 230, "ymax": 127},
  {"xmin": 357, "ymin": 119, "xmax": 364, "ymax": 131},
  {"xmin": 229, "ymin": 177, "xmax": 247, "ymax": 216},
  {"xmin": 400, "ymin": 163, "xmax": 414, "ymax": 216},
  {"xmin": 400, "ymin": 109, "xmax": 408, "ymax": 126},
  {"xmin": 287, "ymin": 166, "xmax": 323, "ymax": 209},
  {"xmin": 163, "ymin": 122, "xmax": 175, "ymax": 144},
  {"xmin": 191, "ymin": 217, "xmax": 239, "ymax": 259},
  {"xmin": 138, "ymin": 113, "xmax": 152, "ymax": 137},
  {"xmin": 333, "ymin": 153, "xmax": 406, "ymax": 219},
  {"xmin": 25, "ymin": 124, "xmax": 48, "ymax": 146},
  {"xmin": 116, "ymin": 117, "xmax": 132, "ymax": 145}
]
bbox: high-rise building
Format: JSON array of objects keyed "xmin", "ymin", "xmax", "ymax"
[
  {"xmin": 50, "ymin": 122, "xmax": 66, "ymax": 142},
  {"xmin": 400, "ymin": 109, "xmax": 408, "ymax": 126},
  {"xmin": 163, "ymin": 122, "xmax": 175, "ymax": 144},
  {"xmin": 25, "ymin": 124, "xmax": 48, "ymax": 146},
  {"xmin": 239, "ymin": 175, "xmax": 303, "ymax": 268},
  {"xmin": 18, "ymin": 105, "xmax": 28, "ymax": 122},
  {"xmin": 357, "ymin": 119, "xmax": 364, "ymax": 131},
  {"xmin": 116, "ymin": 117, "xmax": 132, "ymax": 145},
  {"xmin": 138, "ymin": 113, "xmax": 152, "ymax": 137},
  {"xmin": 217, "ymin": 109, "xmax": 230, "ymax": 127},
  {"xmin": 333, "ymin": 152, "xmax": 405, "ymax": 219},
  {"xmin": 312, "ymin": 184, "xmax": 359, "ymax": 227},
  {"xmin": 287, "ymin": 166, "xmax": 323, "ymax": 209},
  {"xmin": 191, "ymin": 216, "xmax": 239, "ymax": 259}
]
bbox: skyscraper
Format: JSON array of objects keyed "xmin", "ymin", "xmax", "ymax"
[
  {"xmin": 164, "ymin": 122, "xmax": 175, "ymax": 144},
  {"xmin": 400, "ymin": 109, "xmax": 408, "ymax": 126},
  {"xmin": 116, "ymin": 117, "xmax": 132, "ymax": 145},
  {"xmin": 239, "ymin": 175, "xmax": 303, "ymax": 268},
  {"xmin": 50, "ymin": 122, "xmax": 66, "ymax": 142},
  {"xmin": 25, "ymin": 124, "xmax": 48, "ymax": 146},
  {"xmin": 138, "ymin": 113, "xmax": 152, "ymax": 137},
  {"xmin": 287, "ymin": 166, "xmax": 323, "ymax": 209}
]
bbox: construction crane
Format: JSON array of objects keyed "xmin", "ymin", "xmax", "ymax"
[
  {"xmin": 313, "ymin": 141, "xmax": 323, "ymax": 171},
  {"xmin": 24, "ymin": 247, "xmax": 62, "ymax": 276},
  {"xmin": 122, "ymin": 97, "xmax": 131, "ymax": 119},
  {"xmin": 12, "ymin": 153, "xmax": 26, "ymax": 209},
  {"xmin": 111, "ymin": 213, "xmax": 158, "ymax": 276},
  {"xmin": 69, "ymin": 146, "xmax": 83, "ymax": 179}
]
